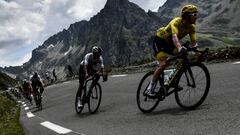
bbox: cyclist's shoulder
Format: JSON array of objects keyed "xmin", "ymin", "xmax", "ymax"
[
  {"xmin": 169, "ymin": 17, "xmax": 182, "ymax": 26},
  {"xmin": 86, "ymin": 53, "xmax": 92, "ymax": 56}
]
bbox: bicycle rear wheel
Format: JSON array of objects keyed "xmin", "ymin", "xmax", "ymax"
[
  {"xmin": 175, "ymin": 63, "xmax": 210, "ymax": 110},
  {"xmin": 88, "ymin": 83, "xmax": 102, "ymax": 114},
  {"xmin": 75, "ymin": 87, "xmax": 84, "ymax": 114},
  {"xmin": 136, "ymin": 71, "xmax": 161, "ymax": 113}
]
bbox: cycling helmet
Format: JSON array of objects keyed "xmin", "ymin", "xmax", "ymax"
[
  {"xmin": 92, "ymin": 46, "xmax": 102, "ymax": 55},
  {"xmin": 23, "ymin": 79, "xmax": 28, "ymax": 84},
  {"xmin": 181, "ymin": 4, "xmax": 198, "ymax": 15},
  {"xmin": 33, "ymin": 71, "xmax": 38, "ymax": 77}
]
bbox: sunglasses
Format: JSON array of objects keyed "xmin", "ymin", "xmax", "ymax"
[{"xmin": 187, "ymin": 13, "xmax": 197, "ymax": 17}]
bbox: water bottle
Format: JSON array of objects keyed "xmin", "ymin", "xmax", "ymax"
[{"xmin": 164, "ymin": 68, "xmax": 176, "ymax": 85}]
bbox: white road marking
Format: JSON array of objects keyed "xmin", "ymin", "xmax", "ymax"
[
  {"xmin": 63, "ymin": 81, "xmax": 71, "ymax": 84},
  {"xmin": 24, "ymin": 107, "xmax": 29, "ymax": 110},
  {"xmin": 22, "ymin": 102, "xmax": 25, "ymax": 104},
  {"xmin": 23, "ymin": 104, "xmax": 27, "ymax": 107},
  {"xmin": 40, "ymin": 121, "xmax": 72, "ymax": 134},
  {"xmin": 232, "ymin": 61, "xmax": 240, "ymax": 64},
  {"xmin": 26, "ymin": 112, "xmax": 35, "ymax": 118},
  {"xmin": 111, "ymin": 74, "xmax": 128, "ymax": 77},
  {"xmin": 18, "ymin": 101, "xmax": 21, "ymax": 103}
]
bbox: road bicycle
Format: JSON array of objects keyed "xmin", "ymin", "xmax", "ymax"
[
  {"xmin": 75, "ymin": 73, "xmax": 107, "ymax": 114},
  {"xmin": 34, "ymin": 86, "xmax": 42, "ymax": 111},
  {"xmin": 136, "ymin": 43, "xmax": 210, "ymax": 113}
]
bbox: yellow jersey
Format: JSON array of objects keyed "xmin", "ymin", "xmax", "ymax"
[{"xmin": 156, "ymin": 17, "xmax": 197, "ymax": 43}]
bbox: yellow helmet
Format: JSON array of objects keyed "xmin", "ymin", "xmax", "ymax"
[{"xmin": 181, "ymin": 4, "xmax": 198, "ymax": 15}]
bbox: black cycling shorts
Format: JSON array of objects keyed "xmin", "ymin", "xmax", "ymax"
[{"xmin": 152, "ymin": 36, "xmax": 175, "ymax": 56}]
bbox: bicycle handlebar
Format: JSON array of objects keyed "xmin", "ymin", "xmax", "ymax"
[
  {"xmin": 167, "ymin": 42, "xmax": 209, "ymax": 63},
  {"xmin": 85, "ymin": 73, "xmax": 108, "ymax": 83}
]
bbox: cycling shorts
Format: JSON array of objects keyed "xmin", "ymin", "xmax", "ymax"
[{"xmin": 153, "ymin": 36, "xmax": 178, "ymax": 60}]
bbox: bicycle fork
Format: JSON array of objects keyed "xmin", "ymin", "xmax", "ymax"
[{"xmin": 185, "ymin": 67, "xmax": 196, "ymax": 88}]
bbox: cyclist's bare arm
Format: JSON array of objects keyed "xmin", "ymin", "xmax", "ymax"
[
  {"xmin": 84, "ymin": 65, "xmax": 89, "ymax": 78},
  {"xmin": 172, "ymin": 34, "xmax": 182, "ymax": 50}
]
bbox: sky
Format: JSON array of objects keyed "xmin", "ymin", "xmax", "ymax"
[{"xmin": 0, "ymin": 0, "xmax": 167, "ymax": 67}]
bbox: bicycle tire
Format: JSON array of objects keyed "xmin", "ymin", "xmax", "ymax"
[
  {"xmin": 88, "ymin": 83, "xmax": 102, "ymax": 114},
  {"xmin": 35, "ymin": 89, "xmax": 42, "ymax": 111},
  {"xmin": 75, "ymin": 87, "xmax": 84, "ymax": 114},
  {"xmin": 39, "ymin": 94, "xmax": 42, "ymax": 110},
  {"xmin": 136, "ymin": 71, "xmax": 161, "ymax": 113},
  {"xmin": 175, "ymin": 63, "xmax": 210, "ymax": 110}
]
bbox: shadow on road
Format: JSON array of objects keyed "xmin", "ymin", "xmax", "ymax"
[
  {"xmin": 139, "ymin": 104, "xmax": 211, "ymax": 116},
  {"xmin": 74, "ymin": 112, "xmax": 97, "ymax": 118}
]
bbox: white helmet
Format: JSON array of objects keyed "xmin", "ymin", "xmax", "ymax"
[{"xmin": 92, "ymin": 46, "xmax": 102, "ymax": 55}]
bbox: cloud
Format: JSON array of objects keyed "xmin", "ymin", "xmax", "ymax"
[
  {"xmin": 0, "ymin": 47, "xmax": 32, "ymax": 66},
  {"xmin": 0, "ymin": 52, "xmax": 31, "ymax": 67},
  {"xmin": 0, "ymin": 0, "xmax": 45, "ymax": 41},
  {"xmin": 0, "ymin": 0, "xmax": 166, "ymax": 67},
  {"xmin": 130, "ymin": 0, "xmax": 167, "ymax": 12},
  {"xmin": 67, "ymin": 0, "xmax": 106, "ymax": 20}
]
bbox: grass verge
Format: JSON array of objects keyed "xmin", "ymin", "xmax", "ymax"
[{"xmin": 0, "ymin": 94, "xmax": 24, "ymax": 135}]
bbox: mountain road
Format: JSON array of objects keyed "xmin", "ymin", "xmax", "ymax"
[{"xmin": 19, "ymin": 61, "xmax": 240, "ymax": 135}]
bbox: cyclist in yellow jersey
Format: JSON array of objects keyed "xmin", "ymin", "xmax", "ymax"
[{"xmin": 146, "ymin": 4, "xmax": 199, "ymax": 97}]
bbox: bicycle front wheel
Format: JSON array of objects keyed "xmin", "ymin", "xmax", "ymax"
[
  {"xmin": 175, "ymin": 63, "xmax": 210, "ymax": 110},
  {"xmin": 35, "ymin": 90, "xmax": 42, "ymax": 110},
  {"xmin": 136, "ymin": 71, "xmax": 161, "ymax": 113},
  {"xmin": 88, "ymin": 83, "xmax": 102, "ymax": 114}
]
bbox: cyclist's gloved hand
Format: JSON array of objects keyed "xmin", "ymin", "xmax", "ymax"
[{"xmin": 178, "ymin": 46, "xmax": 187, "ymax": 53}]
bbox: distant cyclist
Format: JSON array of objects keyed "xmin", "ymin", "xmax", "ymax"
[
  {"xmin": 30, "ymin": 72, "xmax": 44, "ymax": 105},
  {"xmin": 45, "ymin": 71, "xmax": 51, "ymax": 83},
  {"xmin": 77, "ymin": 46, "xmax": 107, "ymax": 108},
  {"xmin": 146, "ymin": 4, "xmax": 199, "ymax": 97},
  {"xmin": 22, "ymin": 79, "xmax": 33, "ymax": 104}
]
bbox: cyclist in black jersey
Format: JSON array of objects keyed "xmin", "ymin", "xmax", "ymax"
[{"xmin": 30, "ymin": 72, "xmax": 44, "ymax": 106}]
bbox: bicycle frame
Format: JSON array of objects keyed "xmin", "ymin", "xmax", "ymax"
[
  {"xmin": 137, "ymin": 43, "xmax": 210, "ymax": 113},
  {"xmin": 157, "ymin": 46, "xmax": 209, "ymax": 98},
  {"xmin": 82, "ymin": 74, "xmax": 102, "ymax": 100}
]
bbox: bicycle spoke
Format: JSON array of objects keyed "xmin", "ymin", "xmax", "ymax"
[
  {"xmin": 175, "ymin": 63, "xmax": 210, "ymax": 109},
  {"xmin": 137, "ymin": 71, "xmax": 160, "ymax": 113},
  {"xmin": 88, "ymin": 84, "xmax": 102, "ymax": 114}
]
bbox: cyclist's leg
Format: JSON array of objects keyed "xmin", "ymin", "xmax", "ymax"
[
  {"xmin": 77, "ymin": 65, "xmax": 86, "ymax": 108},
  {"xmin": 146, "ymin": 37, "xmax": 168, "ymax": 96},
  {"xmin": 78, "ymin": 65, "xmax": 86, "ymax": 96},
  {"xmin": 39, "ymin": 81, "xmax": 44, "ymax": 94},
  {"xmin": 145, "ymin": 53, "xmax": 167, "ymax": 96},
  {"xmin": 92, "ymin": 73, "xmax": 100, "ymax": 88},
  {"xmin": 152, "ymin": 53, "xmax": 167, "ymax": 82},
  {"xmin": 26, "ymin": 88, "xmax": 32, "ymax": 104},
  {"xmin": 31, "ymin": 85, "xmax": 38, "ymax": 106}
]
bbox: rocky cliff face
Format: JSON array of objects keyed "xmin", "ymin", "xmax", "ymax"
[
  {"xmin": 1, "ymin": 0, "xmax": 240, "ymax": 80},
  {"xmin": 158, "ymin": 0, "xmax": 240, "ymax": 35},
  {"xmin": 3, "ymin": 0, "xmax": 162, "ymax": 79}
]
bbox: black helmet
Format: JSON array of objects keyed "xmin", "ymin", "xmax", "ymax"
[{"xmin": 33, "ymin": 71, "xmax": 38, "ymax": 77}]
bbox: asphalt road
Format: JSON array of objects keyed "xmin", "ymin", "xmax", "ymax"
[{"xmin": 19, "ymin": 61, "xmax": 240, "ymax": 135}]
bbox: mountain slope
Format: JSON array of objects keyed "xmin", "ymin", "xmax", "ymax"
[
  {"xmin": 4, "ymin": 0, "xmax": 162, "ymax": 79},
  {"xmin": 1, "ymin": 0, "xmax": 240, "ymax": 80},
  {"xmin": 157, "ymin": 0, "xmax": 240, "ymax": 34},
  {"xmin": 0, "ymin": 71, "xmax": 17, "ymax": 91}
]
